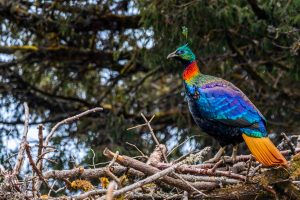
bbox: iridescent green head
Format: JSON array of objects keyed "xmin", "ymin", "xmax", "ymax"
[{"xmin": 167, "ymin": 44, "xmax": 196, "ymax": 65}]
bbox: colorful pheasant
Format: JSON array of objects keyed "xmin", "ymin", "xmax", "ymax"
[{"xmin": 167, "ymin": 44, "xmax": 287, "ymax": 166}]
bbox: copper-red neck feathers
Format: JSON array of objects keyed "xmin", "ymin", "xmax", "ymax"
[{"xmin": 183, "ymin": 61, "xmax": 200, "ymax": 81}]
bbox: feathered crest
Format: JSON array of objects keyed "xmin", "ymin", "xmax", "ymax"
[
  {"xmin": 182, "ymin": 26, "xmax": 188, "ymax": 41},
  {"xmin": 183, "ymin": 43, "xmax": 189, "ymax": 47},
  {"xmin": 181, "ymin": 26, "xmax": 191, "ymax": 45}
]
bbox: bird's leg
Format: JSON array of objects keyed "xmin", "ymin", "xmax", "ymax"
[
  {"xmin": 231, "ymin": 145, "xmax": 238, "ymax": 163},
  {"xmin": 205, "ymin": 147, "xmax": 225, "ymax": 163}
]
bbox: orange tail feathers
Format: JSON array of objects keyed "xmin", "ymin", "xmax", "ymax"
[{"xmin": 242, "ymin": 134, "xmax": 287, "ymax": 167}]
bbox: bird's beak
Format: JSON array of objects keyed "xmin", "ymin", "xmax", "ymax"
[{"xmin": 167, "ymin": 50, "xmax": 177, "ymax": 59}]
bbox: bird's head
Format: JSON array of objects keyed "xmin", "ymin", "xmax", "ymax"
[{"xmin": 167, "ymin": 44, "xmax": 196, "ymax": 65}]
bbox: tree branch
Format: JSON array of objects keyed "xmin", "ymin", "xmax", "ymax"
[{"xmin": 13, "ymin": 102, "xmax": 29, "ymax": 176}]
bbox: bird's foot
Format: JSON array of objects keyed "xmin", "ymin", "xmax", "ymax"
[
  {"xmin": 231, "ymin": 145, "xmax": 238, "ymax": 163},
  {"xmin": 205, "ymin": 147, "xmax": 225, "ymax": 163}
]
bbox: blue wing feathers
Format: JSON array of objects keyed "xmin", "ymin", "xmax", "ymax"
[{"xmin": 186, "ymin": 79, "xmax": 267, "ymax": 138}]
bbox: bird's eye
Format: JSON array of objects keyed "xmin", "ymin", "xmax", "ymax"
[{"xmin": 177, "ymin": 50, "xmax": 184, "ymax": 54}]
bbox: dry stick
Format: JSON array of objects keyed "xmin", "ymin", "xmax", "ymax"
[
  {"xmin": 231, "ymin": 161, "xmax": 247, "ymax": 174},
  {"xmin": 48, "ymin": 181, "xmax": 56, "ymax": 196},
  {"xmin": 126, "ymin": 114, "xmax": 156, "ymax": 131},
  {"xmin": 177, "ymin": 174, "xmax": 240, "ymax": 184},
  {"xmin": 140, "ymin": 113, "xmax": 168, "ymax": 163},
  {"xmin": 210, "ymin": 160, "xmax": 224, "ymax": 173},
  {"xmin": 127, "ymin": 114, "xmax": 168, "ymax": 163},
  {"xmin": 32, "ymin": 124, "xmax": 44, "ymax": 198},
  {"xmin": 176, "ymin": 165, "xmax": 246, "ymax": 181},
  {"xmin": 173, "ymin": 150, "xmax": 201, "ymax": 164},
  {"xmin": 182, "ymin": 191, "xmax": 189, "ymax": 200},
  {"xmin": 222, "ymin": 155, "xmax": 253, "ymax": 163},
  {"xmin": 125, "ymin": 192, "xmax": 173, "ymax": 199},
  {"xmin": 103, "ymin": 148, "xmax": 218, "ymax": 193},
  {"xmin": 34, "ymin": 145, "xmax": 56, "ymax": 149},
  {"xmin": 90, "ymin": 149, "xmax": 96, "ymax": 169},
  {"xmin": 159, "ymin": 148, "xmax": 300, "ymax": 171},
  {"xmin": 25, "ymin": 143, "xmax": 50, "ymax": 188},
  {"xmin": 246, "ymin": 156, "xmax": 253, "ymax": 182},
  {"xmin": 87, "ymin": 161, "xmax": 111, "ymax": 167},
  {"xmin": 43, "ymin": 167, "xmax": 240, "ymax": 196},
  {"xmin": 48, "ymin": 180, "xmax": 58, "ymax": 197},
  {"xmin": 249, "ymin": 164, "xmax": 262, "ymax": 177},
  {"xmin": 108, "ymin": 151, "xmax": 119, "ymax": 168},
  {"xmin": 69, "ymin": 189, "xmax": 107, "ymax": 200},
  {"xmin": 281, "ymin": 148, "xmax": 300, "ymax": 156},
  {"xmin": 48, "ymin": 180, "xmax": 66, "ymax": 197},
  {"xmin": 13, "ymin": 102, "xmax": 29, "ymax": 176},
  {"xmin": 168, "ymin": 148, "xmax": 300, "ymax": 168},
  {"xmin": 172, "ymin": 173, "xmax": 207, "ymax": 197},
  {"xmin": 100, "ymin": 150, "xmax": 196, "ymax": 200},
  {"xmin": 147, "ymin": 144, "xmax": 167, "ymax": 165},
  {"xmin": 35, "ymin": 107, "xmax": 103, "ymax": 190},
  {"xmin": 105, "ymin": 181, "xmax": 117, "ymax": 200},
  {"xmin": 43, "ymin": 158, "xmax": 58, "ymax": 164},
  {"xmin": 281, "ymin": 132, "xmax": 296, "ymax": 155},
  {"xmin": 43, "ymin": 107, "xmax": 103, "ymax": 153},
  {"xmin": 167, "ymin": 135, "xmax": 201, "ymax": 157},
  {"xmin": 3, "ymin": 153, "xmax": 19, "ymax": 164},
  {"xmin": 62, "ymin": 178, "xmax": 72, "ymax": 188},
  {"xmin": 37, "ymin": 124, "xmax": 44, "ymax": 170},
  {"xmin": 105, "ymin": 151, "xmax": 121, "ymax": 185},
  {"xmin": 44, "ymin": 166, "xmax": 144, "ymax": 180},
  {"xmin": 36, "ymin": 150, "xmax": 57, "ymax": 164},
  {"xmin": 156, "ymin": 162, "xmax": 246, "ymax": 181},
  {"xmin": 105, "ymin": 169, "xmax": 121, "ymax": 186},
  {"xmin": 165, "ymin": 194, "xmax": 184, "ymax": 200},
  {"xmin": 54, "ymin": 186, "xmax": 66, "ymax": 194},
  {"xmin": 126, "ymin": 123, "xmax": 147, "ymax": 130},
  {"xmin": 125, "ymin": 142, "xmax": 148, "ymax": 158},
  {"xmin": 32, "ymin": 174, "xmax": 36, "ymax": 198}
]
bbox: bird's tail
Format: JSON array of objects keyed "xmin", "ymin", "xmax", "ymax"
[{"xmin": 242, "ymin": 134, "xmax": 287, "ymax": 166}]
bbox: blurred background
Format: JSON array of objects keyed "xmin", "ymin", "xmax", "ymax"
[{"xmin": 0, "ymin": 0, "xmax": 299, "ymax": 172}]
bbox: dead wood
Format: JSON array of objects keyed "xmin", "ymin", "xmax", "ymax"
[{"xmin": 0, "ymin": 105, "xmax": 299, "ymax": 200}]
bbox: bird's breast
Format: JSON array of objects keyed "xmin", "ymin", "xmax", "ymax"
[{"xmin": 184, "ymin": 83, "xmax": 201, "ymax": 101}]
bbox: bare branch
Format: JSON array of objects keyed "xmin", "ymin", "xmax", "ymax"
[
  {"xmin": 141, "ymin": 113, "xmax": 168, "ymax": 163},
  {"xmin": 67, "ymin": 189, "xmax": 107, "ymax": 200},
  {"xmin": 147, "ymin": 144, "xmax": 167, "ymax": 166},
  {"xmin": 281, "ymin": 132, "xmax": 296, "ymax": 155},
  {"xmin": 125, "ymin": 142, "xmax": 148, "ymax": 158},
  {"xmin": 100, "ymin": 149, "xmax": 195, "ymax": 199},
  {"xmin": 172, "ymin": 173, "xmax": 207, "ymax": 197},
  {"xmin": 13, "ymin": 102, "xmax": 29, "ymax": 176},
  {"xmin": 44, "ymin": 107, "xmax": 103, "ymax": 149},
  {"xmin": 1, "ymin": 103, "xmax": 299, "ymax": 199},
  {"xmin": 44, "ymin": 166, "xmax": 144, "ymax": 180},
  {"xmin": 25, "ymin": 143, "xmax": 50, "ymax": 188},
  {"xmin": 103, "ymin": 147, "xmax": 218, "ymax": 194},
  {"xmin": 167, "ymin": 135, "xmax": 201, "ymax": 157},
  {"xmin": 37, "ymin": 124, "xmax": 44, "ymax": 164},
  {"xmin": 34, "ymin": 107, "xmax": 103, "ymax": 191},
  {"xmin": 105, "ymin": 181, "xmax": 117, "ymax": 200}
]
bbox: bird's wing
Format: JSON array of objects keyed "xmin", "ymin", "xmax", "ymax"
[{"xmin": 196, "ymin": 80, "xmax": 266, "ymax": 131}]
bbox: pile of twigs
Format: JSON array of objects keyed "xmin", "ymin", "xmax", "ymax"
[{"xmin": 0, "ymin": 104, "xmax": 300, "ymax": 200}]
